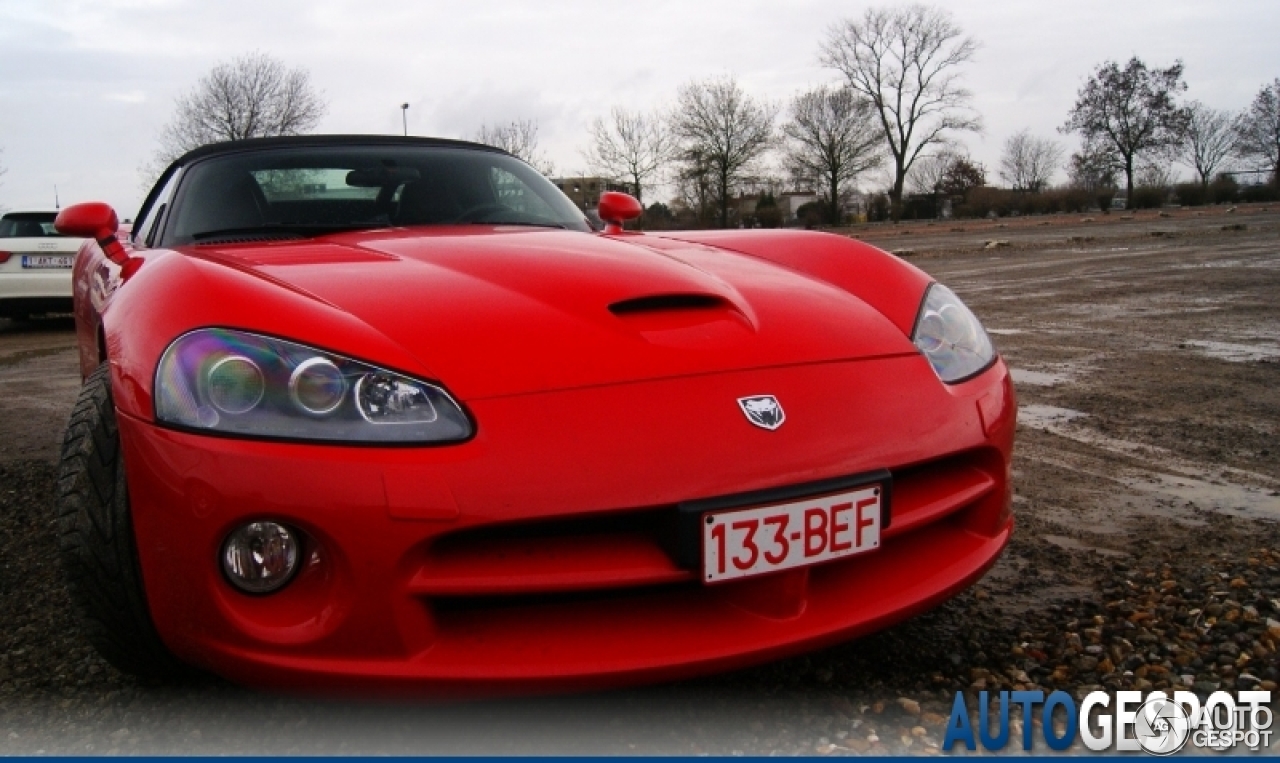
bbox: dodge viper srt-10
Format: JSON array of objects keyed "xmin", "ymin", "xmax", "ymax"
[{"xmin": 54, "ymin": 135, "xmax": 1014, "ymax": 695}]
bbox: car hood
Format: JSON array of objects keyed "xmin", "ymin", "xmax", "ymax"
[{"xmin": 189, "ymin": 227, "xmax": 920, "ymax": 399}]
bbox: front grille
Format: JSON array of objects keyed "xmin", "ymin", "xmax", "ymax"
[
  {"xmin": 430, "ymin": 580, "xmax": 696, "ymax": 615},
  {"xmin": 407, "ymin": 507, "xmax": 690, "ymax": 597},
  {"xmin": 407, "ymin": 449, "xmax": 1002, "ymax": 611}
]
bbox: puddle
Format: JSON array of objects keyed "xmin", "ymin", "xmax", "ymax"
[
  {"xmin": 1042, "ymin": 534, "xmax": 1128, "ymax": 557},
  {"xmin": 1237, "ymin": 326, "xmax": 1280, "ymax": 342},
  {"xmin": 1057, "ymin": 302, "xmax": 1220, "ymax": 320},
  {"xmin": 1019, "ymin": 405, "xmax": 1175, "ymax": 460},
  {"xmin": 1018, "ymin": 404, "xmax": 1088, "ymax": 428},
  {"xmin": 1022, "ymin": 449, "xmax": 1274, "ymax": 526},
  {"xmin": 1120, "ymin": 473, "xmax": 1280, "ymax": 520},
  {"xmin": 1183, "ymin": 340, "xmax": 1280, "ymax": 363},
  {"xmin": 1021, "ymin": 408, "xmax": 1280, "ymax": 493},
  {"xmin": 1171, "ymin": 259, "xmax": 1247, "ymax": 269},
  {"xmin": 998, "ymin": 291, "xmax": 1059, "ymax": 301},
  {"xmin": 987, "ymin": 328, "xmax": 1024, "ymax": 336},
  {"xmin": 1021, "ymin": 452, "xmax": 1209, "ymax": 527},
  {"xmin": 0, "ymin": 345, "xmax": 74, "ymax": 367},
  {"xmin": 1011, "ymin": 368, "xmax": 1072, "ymax": 386}
]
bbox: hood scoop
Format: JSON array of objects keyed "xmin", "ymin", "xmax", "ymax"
[
  {"xmin": 194, "ymin": 232, "xmax": 307, "ymax": 246},
  {"xmin": 608, "ymin": 292, "xmax": 755, "ymax": 347},
  {"xmin": 608, "ymin": 293, "xmax": 727, "ymax": 315}
]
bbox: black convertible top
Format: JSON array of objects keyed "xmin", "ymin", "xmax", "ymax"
[
  {"xmin": 135, "ymin": 136, "xmax": 516, "ymax": 229},
  {"xmin": 172, "ymin": 134, "xmax": 510, "ymax": 166}
]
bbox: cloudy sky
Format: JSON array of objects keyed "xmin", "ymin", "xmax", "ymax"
[{"xmin": 1, "ymin": 0, "xmax": 1277, "ymax": 215}]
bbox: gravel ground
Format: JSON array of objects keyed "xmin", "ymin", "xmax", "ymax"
[{"xmin": 1, "ymin": 206, "xmax": 1278, "ymax": 755}]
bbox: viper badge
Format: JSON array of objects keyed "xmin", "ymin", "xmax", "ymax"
[{"xmin": 738, "ymin": 395, "xmax": 785, "ymax": 430}]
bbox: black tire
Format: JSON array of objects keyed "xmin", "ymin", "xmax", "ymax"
[{"xmin": 56, "ymin": 363, "xmax": 193, "ymax": 680}]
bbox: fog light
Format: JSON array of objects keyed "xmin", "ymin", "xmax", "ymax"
[{"xmin": 221, "ymin": 521, "xmax": 300, "ymax": 594}]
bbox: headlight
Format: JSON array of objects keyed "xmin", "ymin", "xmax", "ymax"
[
  {"xmin": 155, "ymin": 328, "xmax": 472, "ymax": 443},
  {"xmin": 912, "ymin": 283, "xmax": 995, "ymax": 383}
]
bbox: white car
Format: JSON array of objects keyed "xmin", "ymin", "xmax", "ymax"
[{"xmin": 0, "ymin": 211, "xmax": 84, "ymax": 320}]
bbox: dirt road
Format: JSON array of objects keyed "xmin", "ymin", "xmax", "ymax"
[{"xmin": 1, "ymin": 207, "xmax": 1277, "ymax": 754}]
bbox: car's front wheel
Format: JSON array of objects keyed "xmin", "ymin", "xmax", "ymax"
[{"xmin": 56, "ymin": 363, "xmax": 193, "ymax": 681}]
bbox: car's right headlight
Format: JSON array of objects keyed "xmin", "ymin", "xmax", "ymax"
[
  {"xmin": 154, "ymin": 328, "xmax": 472, "ymax": 444},
  {"xmin": 911, "ymin": 283, "xmax": 996, "ymax": 383}
]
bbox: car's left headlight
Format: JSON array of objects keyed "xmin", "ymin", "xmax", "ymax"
[
  {"xmin": 154, "ymin": 328, "xmax": 473, "ymax": 443},
  {"xmin": 912, "ymin": 283, "xmax": 996, "ymax": 383}
]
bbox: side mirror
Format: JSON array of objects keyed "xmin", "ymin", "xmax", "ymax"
[
  {"xmin": 55, "ymin": 202, "xmax": 119, "ymax": 240},
  {"xmin": 597, "ymin": 192, "xmax": 643, "ymax": 235},
  {"xmin": 55, "ymin": 202, "xmax": 131, "ymax": 268}
]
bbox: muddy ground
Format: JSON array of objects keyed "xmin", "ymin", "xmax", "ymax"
[{"xmin": 1, "ymin": 205, "xmax": 1277, "ymax": 755}]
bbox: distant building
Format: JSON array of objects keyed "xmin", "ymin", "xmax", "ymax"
[
  {"xmin": 733, "ymin": 194, "xmax": 759, "ymax": 221},
  {"xmin": 841, "ymin": 191, "xmax": 876, "ymax": 223},
  {"xmin": 551, "ymin": 176, "xmax": 630, "ymax": 211},
  {"xmin": 777, "ymin": 191, "xmax": 819, "ymax": 223},
  {"xmin": 726, "ymin": 190, "xmax": 827, "ymax": 227}
]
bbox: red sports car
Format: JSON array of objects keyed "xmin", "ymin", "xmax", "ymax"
[{"xmin": 54, "ymin": 135, "xmax": 1014, "ymax": 695}]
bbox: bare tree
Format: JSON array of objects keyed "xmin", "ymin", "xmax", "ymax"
[
  {"xmin": 782, "ymin": 85, "xmax": 882, "ymax": 224},
  {"xmin": 1061, "ymin": 57, "xmax": 1189, "ymax": 208},
  {"xmin": 906, "ymin": 150, "xmax": 958, "ymax": 196},
  {"xmin": 582, "ymin": 107, "xmax": 673, "ymax": 208},
  {"xmin": 671, "ymin": 75, "xmax": 777, "ymax": 228},
  {"xmin": 152, "ymin": 52, "xmax": 325, "ymax": 172},
  {"xmin": 475, "ymin": 119, "xmax": 554, "ymax": 175},
  {"xmin": 908, "ymin": 150, "xmax": 984, "ymax": 196},
  {"xmin": 1136, "ymin": 159, "xmax": 1176, "ymax": 190},
  {"xmin": 1176, "ymin": 102, "xmax": 1239, "ymax": 188},
  {"xmin": 1236, "ymin": 79, "xmax": 1280, "ymax": 184},
  {"xmin": 1067, "ymin": 138, "xmax": 1120, "ymax": 191},
  {"xmin": 820, "ymin": 4, "xmax": 981, "ymax": 219},
  {"xmin": 998, "ymin": 129, "xmax": 1065, "ymax": 192},
  {"xmin": 672, "ymin": 148, "xmax": 715, "ymax": 225}
]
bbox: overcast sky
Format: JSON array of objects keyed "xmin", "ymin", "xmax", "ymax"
[{"xmin": 1, "ymin": 0, "xmax": 1277, "ymax": 215}]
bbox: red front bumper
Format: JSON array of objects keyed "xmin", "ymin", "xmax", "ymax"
[{"xmin": 117, "ymin": 355, "xmax": 1016, "ymax": 695}]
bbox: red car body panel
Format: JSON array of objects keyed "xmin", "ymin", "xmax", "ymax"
[{"xmin": 71, "ymin": 205, "xmax": 1014, "ymax": 694}]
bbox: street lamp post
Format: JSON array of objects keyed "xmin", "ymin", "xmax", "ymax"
[{"xmin": 401, "ymin": 103, "xmax": 409, "ymax": 136}]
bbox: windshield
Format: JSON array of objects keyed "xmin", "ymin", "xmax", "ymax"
[
  {"xmin": 164, "ymin": 145, "xmax": 592, "ymax": 245},
  {"xmin": 0, "ymin": 212, "xmax": 66, "ymax": 238}
]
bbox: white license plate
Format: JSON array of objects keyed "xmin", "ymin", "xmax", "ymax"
[
  {"xmin": 702, "ymin": 484, "xmax": 882, "ymax": 583},
  {"xmin": 21, "ymin": 255, "xmax": 72, "ymax": 269}
]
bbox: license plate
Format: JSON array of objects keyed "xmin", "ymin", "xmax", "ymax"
[
  {"xmin": 21, "ymin": 255, "xmax": 72, "ymax": 269},
  {"xmin": 702, "ymin": 484, "xmax": 882, "ymax": 583}
]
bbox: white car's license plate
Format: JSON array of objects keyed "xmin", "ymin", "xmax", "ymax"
[
  {"xmin": 702, "ymin": 484, "xmax": 882, "ymax": 583},
  {"xmin": 21, "ymin": 255, "xmax": 72, "ymax": 269}
]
